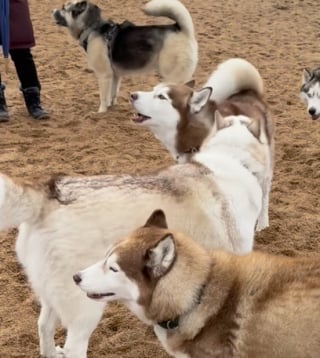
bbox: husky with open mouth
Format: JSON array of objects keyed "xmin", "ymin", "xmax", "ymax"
[
  {"xmin": 77, "ymin": 209, "xmax": 320, "ymax": 358},
  {"xmin": 300, "ymin": 67, "xmax": 320, "ymax": 120},
  {"xmin": 131, "ymin": 58, "xmax": 274, "ymax": 231},
  {"xmin": 52, "ymin": 0, "xmax": 198, "ymax": 112},
  {"xmin": 0, "ymin": 109, "xmax": 265, "ymax": 356}
]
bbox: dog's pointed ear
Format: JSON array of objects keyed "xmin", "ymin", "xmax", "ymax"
[
  {"xmin": 302, "ymin": 68, "xmax": 312, "ymax": 84},
  {"xmin": 72, "ymin": 1, "xmax": 88, "ymax": 16},
  {"xmin": 247, "ymin": 118, "xmax": 260, "ymax": 141},
  {"xmin": 189, "ymin": 87, "xmax": 212, "ymax": 114},
  {"xmin": 200, "ymin": 110, "xmax": 224, "ymax": 150},
  {"xmin": 77, "ymin": 0, "xmax": 88, "ymax": 8},
  {"xmin": 145, "ymin": 234, "xmax": 175, "ymax": 278},
  {"xmin": 214, "ymin": 110, "xmax": 226, "ymax": 130},
  {"xmin": 185, "ymin": 80, "xmax": 195, "ymax": 88},
  {"xmin": 144, "ymin": 210, "xmax": 168, "ymax": 229},
  {"xmin": 87, "ymin": 3, "xmax": 101, "ymax": 20},
  {"xmin": 247, "ymin": 118, "xmax": 268, "ymax": 145}
]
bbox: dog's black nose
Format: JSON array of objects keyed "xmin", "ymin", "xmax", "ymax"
[
  {"xmin": 73, "ymin": 273, "xmax": 82, "ymax": 285},
  {"xmin": 309, "ymin": 107, "xmax": 316, "ymax": 116},
  {"xmin": 130, "ymin": 93, "xmax": 138, "ymax": 101}
]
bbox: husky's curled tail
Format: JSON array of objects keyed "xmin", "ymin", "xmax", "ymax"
[
  {"xmin": 204, "ymin": 58, "xmax": 264, "ymax": 102},
  {"xmin": 143, "ymin": 0, "xmax": 195, "ymax": 37}
]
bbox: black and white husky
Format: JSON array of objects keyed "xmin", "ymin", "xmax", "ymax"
[
  {"xmin": 300, "ymin": 67, "xmax": 320, "ymax": 120},
  {"xmin": 52, "ymin": 0, "xmax": 198, "ymax": 112}
]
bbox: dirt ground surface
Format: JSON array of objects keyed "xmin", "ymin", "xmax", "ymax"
[{"xmin": 1, "ymin": 0, "xmax": 320, "ymax": 357}]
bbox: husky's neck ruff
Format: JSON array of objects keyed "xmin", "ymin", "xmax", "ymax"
[{"xmin": 157, "ymin": 282, "xmax": 207, "ymax": 330}]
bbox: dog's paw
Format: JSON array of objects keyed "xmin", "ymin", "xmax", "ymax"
[
  {"xmin": 98, "ymin": 106, "xmax": 107, "ymax": 113},
  {"xmin": 55, "ymin": 346, "xmax": 65, "ymax": 357},
  {"xmin": 255, "ymin": 220, "xmax": 269, "ymax": 232},
  {"xmin": 255, "ymin": 209, "xmax": 269, "ymax": 231}
]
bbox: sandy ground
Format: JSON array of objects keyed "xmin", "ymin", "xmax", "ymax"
[{"xmin": 1, "ymin": 0, "xmax": 320, "ymax": 357}]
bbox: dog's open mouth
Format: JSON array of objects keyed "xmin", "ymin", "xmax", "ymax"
[
  {"xmin": 87, "ymin": 292, "xmax": 115, "ymax": 300},
  {"xmin": 132, "ymin": 113, "xmax": 151, "ymax": 123},
  {"xmin": 311, "ymin": 114, "xmax": 320, "ymax": 120},
  {"xmin": 52, "ymin": 11, "xmax": 68, "ymax": 27}
]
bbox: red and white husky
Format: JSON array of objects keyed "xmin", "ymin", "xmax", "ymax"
[
  {"xmin": 131, "ymin": 58, "xmax": 274, "ymax": 231},
  {"xmin": 76, "ymin": 210, "xmax": 320, "ymax": 358}
]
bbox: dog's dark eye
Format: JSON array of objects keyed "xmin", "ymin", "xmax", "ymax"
[
  {"xmin": 158, "ymin": 94, "xmax": 167, "ymax": 100},
  {"xmin": 109, "ymin": 266, "xmax": 118, "ymax": 273}
]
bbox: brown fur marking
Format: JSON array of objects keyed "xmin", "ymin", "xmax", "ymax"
[{"xmin": 168, "ymin": 86, "xmax": 272, "ymax": 157}]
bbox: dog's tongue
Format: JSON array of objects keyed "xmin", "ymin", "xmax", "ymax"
[
  {"xmin": 87, "ymin": 292, "xmax": 115, "ymax": 299},
  {"xmin": 132, "ymin": 113, "xmax": 150, "ymax": 123}
]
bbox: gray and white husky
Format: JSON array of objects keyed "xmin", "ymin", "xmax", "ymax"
[
  {"xmin": 300, "ymin": 67, "xmax": 320, "ymax": 120},
  {"xmin": 52, "ymin": 0, "xmax": 198, "ymax": 112}
]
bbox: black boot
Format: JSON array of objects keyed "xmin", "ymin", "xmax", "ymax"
[
  {"xmin": 0, "ymin": 84, "xmax": 9, "ymax": 122},
  {"xmin": 22, "ymin": 87, "xmax": 49, "ymax": 120}
]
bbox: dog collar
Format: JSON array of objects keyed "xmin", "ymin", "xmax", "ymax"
[
  {"xmin": 79, "ymin": 28, "xmax": 92, "ymax": 52},
  {"xmin": 183, "ymin": 146, "xmax": 199, "ymax": 154},
  {"xmin": 157, "ymin": 317, "xmax": 180, "ymax": 330},
  {"xmin": 79, "ymin": 23, "xmax": 119, "ymax": 53},
  {"xmin": 156, "ymin": 284, "xmax": 206, "ymax": 330}
]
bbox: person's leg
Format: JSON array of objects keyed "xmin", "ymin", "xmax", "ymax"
[
  {"xmin": 9, "ymin": 48, "xmax": 49, "ymax": 119},
  {"xmin": 9, "ymin": 48, "xmax": 40, "ymax": 89},
  {"xmin": 0, "ymin": 73, "xmax": 9, "ymax": 121}
]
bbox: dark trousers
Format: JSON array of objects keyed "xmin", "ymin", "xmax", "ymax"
[{"xmin": 0, "ymin": 48, "xmax": 40, "ymax": 90}]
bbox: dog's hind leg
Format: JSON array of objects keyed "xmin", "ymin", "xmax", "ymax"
[
  {"xmin": 86, "ymin": 37, "xmax": 113, "ymax": 112},
  {"xmin": 159, "ymin": 57, "xmax": 195, "ymax": 84},
  {"xmin": 38, "ymin": 302, "xmax": 59, "ymax": 358},
  {"xmin": 62, "ymin": 304, "xmax": 105, "ymax": 358},
  {"xmin": 158, "ymin": 37, "xmax": 197, "ymax": 84}
]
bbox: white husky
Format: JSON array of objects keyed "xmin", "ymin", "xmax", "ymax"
[{"xmin": 0, "ymin": 113, "xmax": 265, "ymax": 357}]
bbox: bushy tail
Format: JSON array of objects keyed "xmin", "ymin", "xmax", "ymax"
[
  {"xmin": 204, "ymin": 58, "xmax": 264, "ymax": 103},
  {"xmin": 143, "ymin": 0, "xmax": 195, "ymax": 37},
  {"xmin": 0, "ymin": 174, "xmax": 47, "ymax": 230}
]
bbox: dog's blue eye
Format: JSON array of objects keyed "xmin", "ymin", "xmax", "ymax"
[
  {"xmin": 158, "ymin": 94, "xmax": 167, "ymax": 100},
  {"xmin": 109, "ymin": 266, "xmax": 118, "ymax": 273}
]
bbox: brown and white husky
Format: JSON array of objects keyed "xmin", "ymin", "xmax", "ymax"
[
  {"xmin": 77, "ymin": 209, "xmax": 320, "ymax": 358},
  {"xmin": 131, "ymin": 58, "xmax": 275, "ymax": 231}
]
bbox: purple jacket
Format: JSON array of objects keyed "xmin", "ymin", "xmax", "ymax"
[{"xmin": 9, "ymin": 0, "xmax": 35, "ymax": 49}]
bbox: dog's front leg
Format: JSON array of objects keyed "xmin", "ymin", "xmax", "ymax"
[
  {"xmin": 97, "ymin": 73, "xmax": 113, "ymax": 113},
  {"xmin": 62, "ymin": 303, "xmax": 105, "ymax": 358},
  {"xmin": 256, "ymin": 175, "xmax": 271, "ymax": 231},
  {"xmin": 38, "ymin": 302, "xmax": 59, "ymax": 358},
  {"xmin": 86, "ymin": 38, "xmax": 113, "ymax": 113},
  {"xmin": 111, "ymin": 74, "xmax": 121, "ymax": 106}
]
